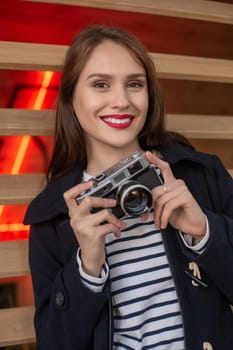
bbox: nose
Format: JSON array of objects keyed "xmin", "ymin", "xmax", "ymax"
[{"xmin": 110, "ymin": 86, "xmax": 130, "ymax": 110}]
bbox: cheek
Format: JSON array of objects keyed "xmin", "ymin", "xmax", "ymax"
[
  {"xmin": 133, "ymin": 90, "xmax": 149, "ymax": 113},
  {"xmin": 73, "ymin": 92, "xmax": 86, "ymax": 115},
  {"xmin": 73, "ymin": 98, "xmax": 92, "ymax": 126},
  {"xmin": 73, "ymin": 91, "xmax": 104, "ymax": 118}
]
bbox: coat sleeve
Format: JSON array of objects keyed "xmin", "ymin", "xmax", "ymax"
[
  {"xmin": 183, "ymin": 155, "xmax": 233, "ymax": 304},
  {"xmin": 29, "ymin": 220, "xmax": 110, "ymax": 350}
]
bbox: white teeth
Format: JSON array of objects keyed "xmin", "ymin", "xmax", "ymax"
[{"xmin": 102, "ymin": 117, "xmax": 131, "ymax": 124}]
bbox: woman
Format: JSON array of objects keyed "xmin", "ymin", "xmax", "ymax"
[{"xmin": 24, "ymin": 26, "xmax": 233, "ymax": 350}]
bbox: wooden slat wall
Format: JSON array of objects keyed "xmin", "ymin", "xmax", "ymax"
[
  {"xmin": 0, "ymin": 174, "xmax": 46, "ymax": 205},
  {"xmin": 1, "ymin": 0, "xmax": 233, "ymax": 347},
  {"xmin": 1, "ymin": 41, "xmax": 233, "ymax": 83},
  {"xmin": 0, "ymin": 240, "xmax": 30, "ymax": 277},
  {"xmin": 0, "ymin": 306, "xmax": 35, "ymax": 346},
  {"xmin": 0, "ymin": 109, "xmax": 55, "ymax": 136},
  {"xmin": 26, "ymin": 0, "xmax": 233, "ymax": 25},
  {"xmin": 0, "ymin": 238, "xmax": 35, "ymax": 347}
]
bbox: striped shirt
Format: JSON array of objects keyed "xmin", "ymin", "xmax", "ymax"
[
  {"xmin": 105, "ymin": 213, "xmax": 185, "ymax": 350},
  {"xmin": 78, "ymin": 212, "xmax": 185, "ymax": 350}
]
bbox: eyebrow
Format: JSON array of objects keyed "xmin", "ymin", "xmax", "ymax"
[{"xmin": 87, "ymin": 73, "xmax": 147, "ymax": 80}]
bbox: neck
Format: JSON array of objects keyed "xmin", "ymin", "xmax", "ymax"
[{"xmin": 86, "ymin": 143, "xmax": 142, "ymax": 176}]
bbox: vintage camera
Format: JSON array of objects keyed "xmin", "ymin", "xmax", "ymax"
[{"xmin": 76, "ymin": 151, "xmax": 163, "ymax": 218}]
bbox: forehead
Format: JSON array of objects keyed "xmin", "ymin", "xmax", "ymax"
[{"xmin": 81, "ymin": 40, "xmax": 145, "ymax": 76}]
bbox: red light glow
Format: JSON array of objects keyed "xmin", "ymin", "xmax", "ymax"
[{"xmin": 0, "ymin": 71, "xmax": 55, "ymax": 239}]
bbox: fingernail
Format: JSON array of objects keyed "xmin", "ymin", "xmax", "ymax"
[{"xmin": 115, "ymin": 232, "xmax": 121, "ymax": 238}]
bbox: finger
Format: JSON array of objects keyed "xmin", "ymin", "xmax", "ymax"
[
  {"xmin": 140, "ymin": 211, "xmax": 150, "ymax": 222},
  {"xmin": 63, "ymin": 181, "xmax": 93, "ymax": 209},
  {"xmin": 77, "ymin": 196, "xmax": 117, "ymax": 214},
  {"xmin": 154, "ymin": 181, "xmax": 187, "ymax": 228},
  {"xmin": 95, "ymin": 222, "xmax": 122, "ymax": 238},
  {"xmin": 159, "ymin": 195, "xmax": 186, "ymax": 229},
  {"xmin": 89, "ymin": 208, "xmax": 127, "ymax": 230},
  {"xmin": 76, "ymin": 215, "xmax": 123, "ymax": 238},
  {"xmin": 151, "ymin": 183, "xmax": 169, "ymax": 200},
  {"xmin": 145, "ymin": 151, "xmax": 175, "ymax": 184},
  {"xmin": 78, "ymin": 209, "xmax": 125, "ymax": 239}
]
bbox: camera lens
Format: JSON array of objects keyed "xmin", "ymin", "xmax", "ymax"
[{"xmin": 117, "ymin": 181, "xmax": 152, "ymax": 217}]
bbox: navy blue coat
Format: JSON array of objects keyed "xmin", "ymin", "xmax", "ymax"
[{"xmin": 24, "ymin": 142, "xmax": 233, "ymax": 350}]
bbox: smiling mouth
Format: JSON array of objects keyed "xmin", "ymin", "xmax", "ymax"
[{"xmin": 100, "ymin": 114, "xmax": 134, "ymax": 128}]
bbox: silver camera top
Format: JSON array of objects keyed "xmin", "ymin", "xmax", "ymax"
[
  {"xmin": 95, "ymin": 151, "xmax": 144, "ymax": 180},
  {"xmin": 77, "ymin": 151, "xmax": 154, "ymax": 201}
]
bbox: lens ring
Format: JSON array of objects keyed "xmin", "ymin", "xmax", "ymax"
[{"xmin": 117, "ymin": 181, "xmax": 152, "ymax": 217}]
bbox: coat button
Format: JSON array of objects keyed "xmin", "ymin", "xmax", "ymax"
[
  {"xmin": 203, "ymin": 341, "xmax": 213, "ymax": 350},
  {"xmin": 55, "ymin": 291, "xmax": 65, "ymax": 308}
]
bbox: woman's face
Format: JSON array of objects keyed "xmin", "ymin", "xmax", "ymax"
[{"xmin": 72, "ymin": 40, "xmax": 149, "ymax": 155}]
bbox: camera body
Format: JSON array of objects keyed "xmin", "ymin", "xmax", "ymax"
[{"xmin": 76, "ymin": 151, "xmax": 163, "ymax": 218}]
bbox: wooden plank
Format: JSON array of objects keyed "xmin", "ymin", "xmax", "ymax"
[
  {"xmin": 0, "ymin": 41, "xmax": 233, "ymax": 83},
  {"xmin": 1, "ymin": 108, "xmax": 233, "ymax": 139},
  {"xmin": 0, "ymin": 41, "xmax": 65, "ymax": 71},
  {"xmin": 0, "ymin": 109, "xmax": 54, "ymax": 135},
  {"xmin": 25, "ymin": 0, "xmax": 233, "ymax": 25},
  {"xmin": 0, "ymin": 306, "xmax": 35, "ymax": 346},
  {"xmin": 150, "ymin": 53, "xmax": 233, "ymax": 83},
  {"xmin": 0, "ymin": 174, "xmax": 46, "ymax": 205},
  {"xmin": 166, "ymin": 114, "xmax": 233, "ymax": 140},
  {"xmin": 0, "ymin": 240, "xmax": 30, "ymax": 277}
]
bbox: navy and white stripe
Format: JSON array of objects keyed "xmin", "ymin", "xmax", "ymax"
[{"xmin": 105, "ymin": 212, "xmax": 185, "ymax": 350}]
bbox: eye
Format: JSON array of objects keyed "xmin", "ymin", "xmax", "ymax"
[
  {"xmin": 127, "ymin": 81, "xmax": 144, "ymax": 89},
  {"xmin": 92, "ymin": 81, "xmax": 109, "ymax": 89}
]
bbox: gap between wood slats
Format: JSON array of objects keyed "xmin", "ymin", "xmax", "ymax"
[
  {"xmin": 0, "ymin": 171, "xmax": 232, "ymax": 205},
  {"xmin": 24, "ymin": 0, "xmax": 233, "ymax": 25},
  {"xmin": 1, "ymin": 109, "xmax": 233, "ymax": 139},
  {"xmin": 0, "ymin": 306, "xmax": 35, "ymax": 346},
  {"xmin": 0, "ymin": 240, "xmax": 30, "ymax": 277},
  {"xmin": 0, "ymin": 42, "xmax": 233, "ymax": 83}
]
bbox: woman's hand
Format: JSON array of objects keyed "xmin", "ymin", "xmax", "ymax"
[
  {"xmin": 145, "ymin": 151, "xmax": 206, "ymax": 239},
  {"xmin": 63, "ymin": 181, "xmax": 126, "ymax": 277}
]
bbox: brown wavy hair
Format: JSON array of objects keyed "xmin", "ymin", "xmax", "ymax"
[{"xmin": 47, "ymin": 25, "xmax": 186, "ymax": 181}]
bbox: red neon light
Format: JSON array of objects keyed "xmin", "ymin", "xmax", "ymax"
[
  {"xmin": 0, "ymin": 71, "xmax": 54, "ymax": 237},
  {"xmin": 11, "ymin": 136, "xmax": 31, "ymax": 175}
]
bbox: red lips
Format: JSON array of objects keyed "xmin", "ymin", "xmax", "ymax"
[{"xmin": 100, "ymin": 114, "xmax": 134, "ymax": 129}]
